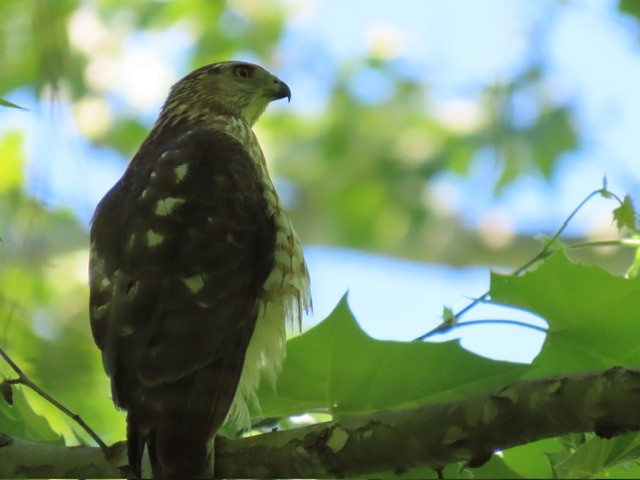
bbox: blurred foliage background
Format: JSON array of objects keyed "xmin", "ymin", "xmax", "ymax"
[{"xmin": 1, "ymin": 0, "xmax": 640, "ymax": 448}]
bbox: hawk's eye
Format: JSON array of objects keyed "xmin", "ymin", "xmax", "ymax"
[{"xmin": 235, "ymin": 66, "xmax": 252, "ymax": 79}]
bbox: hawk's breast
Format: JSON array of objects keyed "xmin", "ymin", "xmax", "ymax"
[{"xmin": 212, "ymin": 115, "xmax": 311, "ymax": 429}]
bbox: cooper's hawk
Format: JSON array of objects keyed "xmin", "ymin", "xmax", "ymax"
[{"xmin": 89, "ymin": 61, "xmax": 311, "ymax": 478}]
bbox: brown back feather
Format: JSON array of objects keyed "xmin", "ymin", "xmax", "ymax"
[{"xmin": 89, "ymin": 127, "xmax": 276, "ymax": 478}]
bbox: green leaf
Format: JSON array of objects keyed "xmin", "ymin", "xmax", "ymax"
[
  {"xmin": 256, "ymin": 295, "xmax": 530, "ymax": 419},
  {"xmin": 500, "ymin": 438, "xmax": 559, "ymax": 479},
  {"xmin": 0, "ymin": 98, "xmax": 27, "ymax": 110},
  {"xmin": 101, "ymin": 118, "xmax": 149, "ymax": 156},
  {"xmin": 544, "ymin": 432, "xmax": 640, "ymax": 478},
  {"xmin": 604, "ymin": 432, "xmax": 640, "ymax": 468},
  {"xmin": 0, "ymin": 131, "xmax": 25, "ymax": 193},
  {"xmin": 626, "ymin": 235, "xmax": 640, "ymax": 279},
  {"xmin": 469, "ymin": 454, "xmax": 524, "ymax": 479},
  {"xmin": 551, "ymin": 434, "xmax": 640, "ymax": 478},
  {"xmin": 620, "ymin": 0, "xmax": 640, "ymax": 21},
  {"xmin": 0, "ymin": 386, "xmax": 62, "ymax": 444},
  {"xmin": 490, "ymin": 252, "xmax": 640, "ymax": 377},
  {"xmin": 613, "ymin": 195, "xmax": 638, "ymax": 232},
  {"xmin": 442, "ymin": 305, "xmax": 456, "ymax": 325},
  {"xmin": 528, "ymin": 108, "xmax": 578, "ymax": 179}
]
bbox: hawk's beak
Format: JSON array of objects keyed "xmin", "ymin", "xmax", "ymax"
[{"xmin": 272, "ymin": 79, "xmax": 291, "ymax": 103}]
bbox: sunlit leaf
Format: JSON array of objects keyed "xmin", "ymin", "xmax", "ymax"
[
  {"xmin": 500, "ymin": 438, "xmax": 559, "ymax": 478},
  {"xmin": 552, "ymin": 433, "xmax": 640, "ymax": 478},
  {"xmin": 491, "ymin": 251, "xmax": 640, "ymax": 377},
  {"xmin": 619, "ymin": 0, "xmax": 640, "ymax": 21},
  {"xmin": 529, "ymin": 108, "xmax": 578, "ymax": 178},
  {"xmin": 613, "ymin": 195, "xmax": 638, "ymax": 232},
  {"xmin": 468, "ymin": 454, "xmax": 525, "ymax": 479},
  {"xmin": 442, "ymin": 305, "xmax": 456, "ymax": 325},
  {"xmin": 101, "ymin": 118, "xmax": 149, "ymax": 157},
  {"xmin": 625, "ymin": 235, "xmax": 640, "ymax": 278},
  {"xmin": 256, "ymin": 294, "xmax": 530, "ymax": 418},
  {"xmin": 0, "ymin": 131, "xmax": 25, "ymax": 193},
  {"xmin": 0, "ymin": 98, "xmax": 27, "ymax": 110},
  {"xmin": 0, "ymin": 387, "xmax": 62, "ymax": 444}
]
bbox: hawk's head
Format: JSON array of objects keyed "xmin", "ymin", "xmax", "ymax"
[{"xmin": 161, "ymin": 60, "xmax": 291, "ymax": 127}]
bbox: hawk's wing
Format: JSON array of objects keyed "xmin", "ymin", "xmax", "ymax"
[{"xmin": 89, "ymin": 127, "xmax": 276, "ymax": 477}]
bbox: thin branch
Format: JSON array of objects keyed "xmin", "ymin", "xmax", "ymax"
[
  {"xmin": 215, "ymin": 366, "xmax": 640, "ymax": 478},
  {"xmin": 427, "ymin": 318, "xmax": 547, "ymax": 336},
  {"xmin": 415, "ymin": 188, "xmax": 629, "ymax": 342},
  {"xmin": 0, "ymin": 344, "xmax": 107, "ymax": 450},
  {"xmin": 5, "ymin": 366, "xmax": 639, "ymax": 478},
  {"xmin": 566, "ymin": 238, "xmax": 640, "ymax": 250},
  {"xmin": 415, "ymin": 316, "xmax": 547, "ymax": 340},
  {"xmin": 512, "ymin": 188, "xmax": 605, "ymax": 275}
]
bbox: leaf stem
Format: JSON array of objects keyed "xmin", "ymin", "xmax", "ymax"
[
  {"xmin": 566, "ymin": 238, "xmax": 640, "ymax": 250},
  {"xmin": 0, "ymin": 345, "xmax": 107, "ymax": 450},
  {"xmin": 437, "ymin": 319, "xmax": 547, "ymax": 334}
]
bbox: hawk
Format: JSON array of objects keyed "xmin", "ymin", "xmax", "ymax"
[{"xmin": 88, "ymin": 61, "xmax": 311, "ymax": 478}]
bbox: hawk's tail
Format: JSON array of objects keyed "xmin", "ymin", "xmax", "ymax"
[
  {"xmin": 123, "ymin": 330, "xmax": 251, "ymax": 478},
  {"xmin": 126, "ymin": 401, "xmax": 215, "ymax": 479},
  {"xmin": 126, "ymin": 411, "xmax": 146, "ymax": 479}
]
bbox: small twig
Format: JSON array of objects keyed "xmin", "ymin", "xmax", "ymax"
[
  {"xmin": 416, "ymin": 316, "xmax": 548, "ymax": 340},
  {"xmin": 415, "ymin": 188, "xmax": 629, "ymax": 342},
  {"xmin": 566, "ymin": 238, "xmax": 640, "ymax": 250},
  {"xmin": 0, "ymin": 345, "xmax": 107, "ymax": 450},
  {"xmin": 510, "ymin": 189, "xmax": 605, "ymax": 276},
  {"xmin": 429, "ymin": 319, "xmax": 547, "ymax": 337}
]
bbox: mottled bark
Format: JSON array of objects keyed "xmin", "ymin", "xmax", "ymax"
[{"xmin": 2, "ymin": 366, "xmax": 639, "ymax": 478}]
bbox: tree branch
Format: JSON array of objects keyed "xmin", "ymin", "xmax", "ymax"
[
  {"xmin": 0, "ymin": 433, "xmax": 125, "ymax": 478},
  {"xmin": 2, "ymin": 366, "xmax": 640, "ymax": 478}
]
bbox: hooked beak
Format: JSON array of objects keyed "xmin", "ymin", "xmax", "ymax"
[{"xmin": 271, "ymin": 78, "xmax": 291, "ymax": 103}]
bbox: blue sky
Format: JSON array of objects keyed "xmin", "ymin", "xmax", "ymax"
[{"xmin": 4, "ymin": 0, "xmax": 640, "ymax": 364}]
